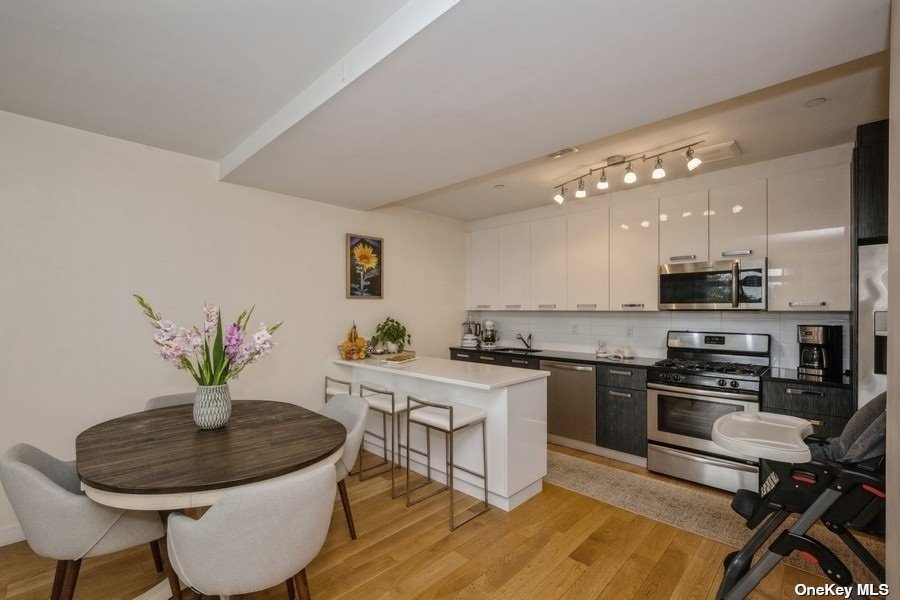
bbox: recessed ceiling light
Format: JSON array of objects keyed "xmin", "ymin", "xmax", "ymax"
[
  {"xmin": 493, "ymin": 184, "xmax": 505, "ymax": 189},
  {"xmin": 803, "ymin": 97, "xmax": 827, "ymax": 109},
  {"xmin": 546, "ymin": 146, "xmax": 580, "ymax": 159}
]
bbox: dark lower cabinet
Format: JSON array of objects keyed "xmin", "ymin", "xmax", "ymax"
[
  {"xmin": 449, "ymin": 349, "xmax": 540, "ymax": 369},
  {"xmin": 597, "ymin": 386, "xmax": 647, "ymax": 457},
  {"xmin": 761, "ymin": 380, "xmax": 853, "ymax": 440}
]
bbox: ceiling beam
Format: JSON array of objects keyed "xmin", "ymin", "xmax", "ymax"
[{"xmin": 218, "ymin": 0, "xmax": 459, "ymax": 181}]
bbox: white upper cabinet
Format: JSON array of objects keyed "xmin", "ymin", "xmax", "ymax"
[
  {"xmin": 530, "ymin": 216, "xmax": 567, "ymax": 311},
  {"xmin": 567, "ymin": 203, "xmax": 610, "ymax": 311},
  {"xmin": 767, "ymin": 164, "xmax": 851, "ymax": 311},
  {"xmin": 609, "ymin": 189, "xmax": 659, "ymax": 311},
  {"xmin": 467, "ymin": 228, "xmax": 499, "ymax": 310},
  {"xmin": 658, "ymin": 190, "xmax": 709, "ymax": 264},
  {"xmin": 708, "ymin": 179, "xmax": 767, "ymax": 260},
  {"xmin": 498, "ymin": 222, "xmax": 531, "ymax": 310}
]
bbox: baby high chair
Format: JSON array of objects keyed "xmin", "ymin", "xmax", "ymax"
[{"xmin": 711, "ymin": 393, "xmax": 886, "ymax": 600}]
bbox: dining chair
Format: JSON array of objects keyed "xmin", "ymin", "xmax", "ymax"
[
  {"xmin": 144, "ymin": 393, "xmax": 195, "ymax": 411},
  {"xmin": 318, "ymin": 393, "xmax": 368, "ymax": 540},
  {"xmin": 0, "ymin": 443, "xmax": 168, "ymax": 600},
  {"xmin": 165, "ymin": 464, "xmax": 336, "ymax": 600}
]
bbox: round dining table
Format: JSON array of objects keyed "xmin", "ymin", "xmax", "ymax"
[{"xmin": 76, "ymin": 400, "xmax": 346, "ymax": 600}]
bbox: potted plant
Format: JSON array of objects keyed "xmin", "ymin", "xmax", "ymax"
[{"xmin": 371, "ymin": 317, "xmax": 411, "ymax": 353}]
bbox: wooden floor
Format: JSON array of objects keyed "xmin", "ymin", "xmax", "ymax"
[{"xmin": 0, "ymin": 445, "xmax": 831, "ymax": 600}]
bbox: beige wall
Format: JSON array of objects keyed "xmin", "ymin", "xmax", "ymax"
[
  {"xmin": 888, "ymin": 0, "xmax": 899, "ymax": 585},
  {"xmin": 0, "ymin": 110, "xmax": 467, "ymax": 540}
]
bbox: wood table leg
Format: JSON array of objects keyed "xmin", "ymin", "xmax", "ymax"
[
  {"xmin": 59, "ymin": 559, "xmax": 81, "ymax": 600},
  {"xmin": 149, "ymin": 539, "xmax": 164, "ymax": 573},
  {"xmin": 50, "ymin": 560, "xmax": 68, "ymax": 600},
  {"xmin": 293, "ymin": 569, "xmax": 311, "ymax": 600}
]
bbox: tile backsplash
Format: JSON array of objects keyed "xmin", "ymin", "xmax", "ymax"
[{"xmin": 472, "ymin": 311, "xmax": 850, "ymax": 370}]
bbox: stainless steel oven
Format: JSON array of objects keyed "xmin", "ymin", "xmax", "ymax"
[
  {"xmin": 647, "ymin": 382, "xmax": 760, "ymax": 492},
  {"xmin": 658, "ymin": 258, "xmax": 766, "ymax": 310}
]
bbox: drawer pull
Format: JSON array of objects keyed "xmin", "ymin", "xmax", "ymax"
[
  {"xmin": 577, "ymin": 303, "xmax": 597, "ymax": 309},
  {"xmin": 455, "ymin": 353, "xmax": 470, "ymax": 359},
  {"xmin": 721, "ymin": 249, "xmax": 752, "ymax": 257},
  {"xmin": 511, "ymin": 359, "xmax": 528, "ymax": 365},
  {"xmin": 621, "ymin": 303, "xmax": 645, "ymax": 309},
  {"xmin": 506, "ymin": 304, "xmax": 522, "ymax": 309},
  {"xmin": 475, "ymin": 304, "xmax": 492, "ymax": 309},
  {"xmin": 669, "ymin": 254, "xmax": 697, "ymax": 261},
  {"xmin": 609, "ymin": 391, "xmax": 632, "ymax": 398},
  {"xmin": 538, "ymin": 304, "xmax": 557, "ymax": 309},
  {"xmin": 609, "ymin": 369, "xmax": 633, "ymax": 377},
  {"xmin": 786, "ymin": 389, "xmax": 825, "ymax": 397},
  {"xmin": 788, "ymin": 301, "xmax": 827, "ymax": 307},
  {"xmin": 809, "ymin": 419, "xmax": 824, "ymax": 427},
  {"xmin": 479, "ymin": 355, "xmax": 495, "ymax": 361}
]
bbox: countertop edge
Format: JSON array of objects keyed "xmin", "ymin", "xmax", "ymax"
[{"xmin": 333, "ymin": 358, "xmax": 550, "ymax": 390}]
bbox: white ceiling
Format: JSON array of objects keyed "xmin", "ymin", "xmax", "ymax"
[{"xmin": 0, "ymin": 0, "xmax": 891, "ymax": 221}]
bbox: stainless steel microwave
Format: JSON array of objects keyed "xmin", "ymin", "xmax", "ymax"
[{"xmin": 658, "ymin": 258, "xmax": 767, "ymax": 310}]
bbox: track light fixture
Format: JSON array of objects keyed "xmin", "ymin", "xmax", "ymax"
[
  {"xmin": 686, "ymin": 146, "xmax": 702, "ymax": 171},
  {"xmin": 575, "ymin": 178, "xmax": 586, "ymax": 198},
  {"xmin": 548, "ymin": 140, "xmax": 705, "ymax": 204},
  {"xmin": 651, "ymin": 157, "xmax": 665, "ymax": 180},
  {"xmin": 553, "ymin": 186, "xmax": 566, "ymax": 204}
]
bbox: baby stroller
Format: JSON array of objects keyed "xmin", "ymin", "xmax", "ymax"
[{"xmin": 712, "ymin": 393, "xmax": 886, "ymax": 600}]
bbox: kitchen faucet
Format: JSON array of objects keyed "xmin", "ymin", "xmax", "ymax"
[{"xmin": 516, "ymin": 333, "xmax": 533, "ymax": 349}]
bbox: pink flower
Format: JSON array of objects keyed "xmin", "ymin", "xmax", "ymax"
[
  {"xmin": 224, "ymin": 323, "xmax": 244, "ymax": 359},
  {"xmin": 203, "ymin": 302, "xmax": 219, "ymax": 334}
]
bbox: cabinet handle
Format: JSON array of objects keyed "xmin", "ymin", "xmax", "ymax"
[
  {"xmin": 786, "ymin": 388, "xmax": 825, "ymax": 397},
  {"xmin": 669, "ymin": 254, "xmax": 696, "ymax": 261},
  {"xmin": 455, "ymin": 353, "xmax": 470, "ymax": 359},
  {"xmin": 505, "ymin": 304, "xmax": 522, "ymax": 309},
  {"xmin": 511, "ymin": 359, "xmax": 529, "ymax": 365},
  {"xmin": 609, "ymin": 391, "xmax": 633, "ymax": 398},
  {"xmin": 722, "ymin": 249, "xmax": 752, "ymax": 257},
  {"xmin": 788, "ymin": 301, "xmax": 827, "ymax": 307},
  {"xmin": 478, "ymin": 355, "xmax": 495, "ymax": 361},
  {"xmin": 538, "ymin": 304, "xmax": 557, "ymax": 309},
  {"xmin": 576, "ymin": 303, "xmax": 597, "ymax": 310},
  {"xmin": 609, "ymin": 369, "xmax": 633, "ymax": 377},
  {"xmin": 621, "ymin": 303, "xmax": 645, "ymax": 309},
  {"xmin": 809, "ymin": 419, "xmax": 824, "ymax": 427},
  {"xmin": 475, "ymin": 304, "xmax": 492, "ymax": 309}
]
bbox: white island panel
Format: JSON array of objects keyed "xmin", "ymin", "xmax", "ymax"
[{"xmin": 333, "ymin": 357, "xmax": 549, "ymax": 511}]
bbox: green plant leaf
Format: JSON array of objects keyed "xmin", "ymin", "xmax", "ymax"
[{"xmin": 212, "ymin": 314, "xmax": 225, "ymax": 384}]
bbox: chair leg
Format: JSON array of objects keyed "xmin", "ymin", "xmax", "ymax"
[
  {"xmin": 156, "ymin": 533, "xmax": 184, "ymax": 600},
  {"xmin": 50, "ymin": 560, "xmax": 67, "ymax": 600},
  {"xmin": 149, "ymin": 539, "xmax": 164, "ymax": 573},
  {"xmin": 286, "ymin": 577, "xmax": 296, "ymax": 599},
  {"xmin": 293, "ymin": 569, "xmax": 312, "ymax": 600},
  {"xmin": 58, "ymin": 559, "xmax": 81, "ymax": 600},
  {"xmin": 337, "ymin": 478, "xmax": 357, "ymax": 540}
]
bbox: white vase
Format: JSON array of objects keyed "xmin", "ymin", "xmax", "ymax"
[
  {"xmin": 194, "ymin": 384, "xmax": 231, "ymax": 430},
  {"xmin": 385, "ymin": 341, "xmax": 399, "ymax": 353}
]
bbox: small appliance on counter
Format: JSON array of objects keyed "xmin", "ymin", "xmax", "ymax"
[
  {"xmin": 481, "ymin": 320, "xmax": 499, "ymax": 348},
  {"xmin": 797, "ymin": 325, "xmax": 843, "ymax": 382},
  {"xmin": 461, "ymin": 313, "xmax": 481, "ymax": 348}
]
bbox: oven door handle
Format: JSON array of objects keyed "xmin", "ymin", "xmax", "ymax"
[
  {"xmin": 731, "ymin": 260, "xmax": 740, "ymax": 308},
  {"xmin": 647, "ymin": 382, "xmax": 758, "ymax": 402}
]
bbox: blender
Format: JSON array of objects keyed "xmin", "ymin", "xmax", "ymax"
[{"xmin": 461, "ymin": 313, "xmax": 481, "ymax": 348}]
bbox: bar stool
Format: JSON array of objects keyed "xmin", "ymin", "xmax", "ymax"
[
  {"xmin": 357, "ymin": 383, "xmax": 408, "ymax": 498},
  {"xmin": 325, "ymin": 376, "xmax": 351, "ymax": 400},
  {"xmin": 405, "ymin": 395, "xmax": 489, "ymax": 530}
]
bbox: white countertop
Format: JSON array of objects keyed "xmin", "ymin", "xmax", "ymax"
[{"xmin": 333, "ymin": 356, "xmax": 549, "ymax": 390}]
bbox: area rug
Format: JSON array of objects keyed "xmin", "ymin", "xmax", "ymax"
[{"xmin": 545, "ymin": 450, "xmax": 885, "ymax": 582}]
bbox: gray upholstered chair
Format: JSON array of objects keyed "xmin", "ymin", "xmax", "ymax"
[
  {"xmin": 144, "ymin": 392, "xmax": 195, "ymax": 411},
  {"xmin": 166, "ymin": 464, "xmax": 336, "ymax": 600},
  {"xmin": 318, "ymin": 394, "xmax": 368, "ymax": 540},
  {"xmin": 0, "ymin": 443, "xmax": 167, "ymax": 600}
]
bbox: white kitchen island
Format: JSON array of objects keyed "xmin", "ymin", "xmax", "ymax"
[{"xmin": 333, "ymin": 356, "xmax": 549, "ymax": 511}]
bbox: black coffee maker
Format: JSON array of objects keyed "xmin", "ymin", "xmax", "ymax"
[{"xmin": 797, "ymin": 325, "xmax": 843, "ymax": 381}]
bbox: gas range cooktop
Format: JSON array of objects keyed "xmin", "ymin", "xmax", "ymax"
[{"xmin": 652, "ymin": 358, "xmax": 769, "ymax": 378}]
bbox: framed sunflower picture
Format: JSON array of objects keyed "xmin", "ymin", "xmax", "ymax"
[{"xmin": 346, "ymin": 234, "xmax": 383, "ymax": 298}]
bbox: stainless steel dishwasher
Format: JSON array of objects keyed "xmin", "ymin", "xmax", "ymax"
[{"xmin": 540, "ymin": 360, "xmax": 596, "ymax": 443}]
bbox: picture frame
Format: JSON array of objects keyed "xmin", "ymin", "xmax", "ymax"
[{"xmin": 346, "ymin": 234, "xmax": 383, "ymax": 299}]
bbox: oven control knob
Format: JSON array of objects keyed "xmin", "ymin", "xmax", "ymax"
[
  {"xmin": 730, "ymin": 380, "xmax": 740, "ymax": 389},
  {"xmin": 672, "ymin": 374, "xmax": 683, "ymax": 383},
  {"xmin": 717, "ymin": 379, "xmax": 727, "ymax": 387}
]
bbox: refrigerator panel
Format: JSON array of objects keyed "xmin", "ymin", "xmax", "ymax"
[{"xmin": 858, "ymin": 244, "xmax": 888, "ymax": 406}]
